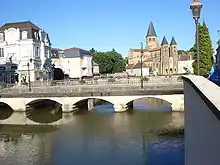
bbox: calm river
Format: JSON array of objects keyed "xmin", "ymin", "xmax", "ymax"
[{"xmin": 0, "ymin": 99, "xmax": 184, "ymax": 165}]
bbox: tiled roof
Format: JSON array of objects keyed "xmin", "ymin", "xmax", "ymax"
[
  {"xmin": 149, "ymin": 47, "xmax": 160, "ymax": 52},
  {"xmin": 179, "ymin": 53, "xmax": 193, "ymax": 61},
  {"xmin": 126, "ymin": 62, "xmax": 148, "ymax": 69},
  {"xmin": 133, "ymin": 62, "xmax": 147, "ymax": 69},
  {"xmin": 146, "ymin": 21, "xmax": 157, "ymax": 37},
  {"xmin": 126, "ymin": 64, "xmax": 134, "ymax": 69},
  {"xmin": 161, "ymin": 36, "xmax": 168, "ymax": 45},
  {"xmin": 131, "ymin": 49, "xmax": 149, "ymax": 52},
  {"xmin": 130, "ymin": 47, "xmax": 160, "ymax": 53},
  {"xmin": 51, "ymin": 48, "xmax": 62, "ymax": 51},
  {"xmin": 64, "ymin": 47, "xmax": 90, "ymax": 52},
  {"xmin": 63, "ymin": 47, "xmax": 91, "ymax": 58},
  {"xmin": 170, "ymin": 37, "xmax": 177, "ymax": 45},
  {"xmin": 0, "ymin": 21, "xmax": 41, "ymax": 31}
]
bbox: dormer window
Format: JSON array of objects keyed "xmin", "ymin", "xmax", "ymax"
[{"xmin": 22, "ymin": 31, "xmax": 27, "ymax": 40}]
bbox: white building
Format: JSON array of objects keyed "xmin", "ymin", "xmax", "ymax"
[
  {"xmin": 51, "ymin": 47, "xmax": 94, "ymax": 79},
  {"xmin": 126, "ymin": 62, "xmax": 149, "ymax": 77},
  {"xmin": 178, "ymin": 53, "xmax": 194, "ymax": 74},
  {"xmin": 92, "ymin": 61, "xmax": 100, "ymax": 76},
  {"xmin": 0, "ymin": 21, "xmax": 52, "ymax": 83}
]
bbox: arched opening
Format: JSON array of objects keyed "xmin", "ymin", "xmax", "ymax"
[
  {"xmin": 73, "ymin": 98, "xmax": 114, "ymax": 114},
  {"xmin": 26, "ymin": 99, "xmax": 62, "ymax": 124},
  {"xmin": 170, "ymin": 68, "xmax": 173, "ymax": 73},
  {"xmin": 126, "ymin": 97, "xmax": 172, "ymax": 112},
  {"xmin": 53, "ymin": 68, "xmax": 64, "ymax": 80},
  {"xmin": 0, "ymin": 102, "xmax": 14, "ymax": 120}
]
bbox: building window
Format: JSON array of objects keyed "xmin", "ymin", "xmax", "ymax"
[
  {"xmin": 22, "ymin": 31, "xmax": 28, "ymax": 39},
  {"xmin": 0, "ymin": 48, "xmax": 4, "ymax": 57},
  {"xmin": 35, "ymin": 47, "xmax": 39, "ymax": 57}
]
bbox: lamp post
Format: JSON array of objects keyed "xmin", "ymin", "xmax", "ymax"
[
  {"xmin": 190, "ymin": 0, "xmax": 203, "ymax": 75},
  {"xmin": 51, "ymin": 63, "xmax": 55, "ymax": 80},
  {"xmin": 140, "ymin": 42, "xmax": 144, "ymax": 89},
  {"xmin": 27, "ymin": 58, "xmax": 32, "ymax": 92}
]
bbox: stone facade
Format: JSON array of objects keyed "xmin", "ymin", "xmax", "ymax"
[
  {"xmin": 0, "ymin": 21, "xmax": 52, "ymax": 83},
  {"xmin": 127, "ymin": 21, "xmax": 178, "ymax": 75}
]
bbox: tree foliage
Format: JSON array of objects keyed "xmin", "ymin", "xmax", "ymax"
[
  {"xmin": 91, "ymin": 49, "xmax": 125, "ymax": 74},
  {"xmin": 191, "ymin": 21, "xmax": 214, "ymax": 77}
]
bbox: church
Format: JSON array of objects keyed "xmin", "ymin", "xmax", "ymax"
[{"xmin": 127, "ymin": 21, "xmax": 179, "ymax": 75}]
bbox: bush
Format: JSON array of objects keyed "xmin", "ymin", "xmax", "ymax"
[
  {"xmin": 142, "ymin": 77, "xmax": 149, "ymax": 82},
  {"xmin": 50, "ymin": 80, "xmax": 57, "ymax": 86},
  {"xmin": 79, "ymin": 79, "xmax": 86, "ymax": 85},
  {"xmin": 108, "ymin": 78, "xmax": 116, "ymax": 83}
]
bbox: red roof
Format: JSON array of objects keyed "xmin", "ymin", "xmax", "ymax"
[
  {"xmin": 130, "ymin": 47, "xmax": 160, "ymax": 53},
  {"xmin": 51, "ymin": 48, "xmax": 62, "ymax": 51},
  {"xmin": 179, "ymin": 53, "xmax": 194, "ymax": 61},
  {"xmin": 63, "ymin": 47, "xmax": 90, "ymax": 52},
  {"xmin": 0, "ymin": 21, "xmax": 41, "ymax": 31}
]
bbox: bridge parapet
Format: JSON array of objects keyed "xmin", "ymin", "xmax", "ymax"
[{"xmin": 183, "ymin": 75, "xmax": 220, "ymax": 165}]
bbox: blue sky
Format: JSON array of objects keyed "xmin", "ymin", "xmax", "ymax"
[{"xmin": 0, "ymin": 0, "xmax": 219, "ymax": 56}]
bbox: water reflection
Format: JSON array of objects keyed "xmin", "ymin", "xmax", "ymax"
[
  {"xmin": 133, "ymin": 97, "xmax": 172, "ymax": 111},
  {"xmin": 0, "ymin": 111, "xmax": 184, "ymax": 165}
]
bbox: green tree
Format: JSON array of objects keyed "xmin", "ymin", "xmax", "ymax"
[
  {"xmin": 192, "ymin": 21, "xmax": 214, "ymax": 77},
  {"xmin": 92, "ymin": 49, "xmax": 125, "ymax": 74}
]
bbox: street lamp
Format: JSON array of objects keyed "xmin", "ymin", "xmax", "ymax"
[
  {"xmin": 140, "ymin": 42, "xmax": 144, "ymax": 89},
  {"xmin": 27, "ymin": 58, "xmax": 32, "ymax": 92},
  {"xmin": 51, "ymin": 63, "xmax": 55, "ymax": 80},
  {"xmin": 190, "ymin": 0, "xmax": 203, "ymax": 75}
]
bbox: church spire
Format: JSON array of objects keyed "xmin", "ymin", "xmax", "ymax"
[
  {"xmin": 146, "ymin": 21, "xmax": 157, "ymax": 37},
  {"xmin": 170, "ymin": 37, "xmax": 177, "ymax": 45},
  {"xmin": 161, "ymin": 36, "xmax": 168, "ymax": 45}
]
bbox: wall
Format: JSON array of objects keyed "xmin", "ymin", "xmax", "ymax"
[
  {"xmin": 126, "ymin": 68, "xmax": 149, "ymax": 77},
  {"xmin": 81, "ymin": 55, "xmax": 93, "ymax": 77},
  {"xmin": 178, "ymin": 60, "xmax": 194, "ymax": 74},
  {"xmin": 93, "ymin": 65, "xmax": 99, "ymax": 75},
  {"xmin": 183, "ymin": 75, "xmax": 220, "ymax": 165},
  {"xmin": 0, "ymin": 27, "xmax": 51, "ymax": 83}
]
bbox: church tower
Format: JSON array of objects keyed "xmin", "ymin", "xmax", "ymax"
[
  {"xmin": 146, "ymin": 21, "xmax": 159, "ymax": 50},
  {"xmin": 160, "ymin": 36, "xmax": 170, "ymax": 74},
  {"xmin": 170, "ymin": 37, "xmax": 178, "ymax": 73}
]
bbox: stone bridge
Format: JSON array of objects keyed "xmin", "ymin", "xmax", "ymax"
[{"xmin": 0, "ymin": 94, "xmax": 184, "ymax": 113}]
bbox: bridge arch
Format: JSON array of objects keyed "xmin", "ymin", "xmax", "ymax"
[
  {"xmin": 25, "ymin": 99, "xmax": 62, "ymax": 124},
  {"xmin": 124, "ymin": 95, "xmax": 184, "ymax": 111},
  {"xmin": 125, "ymin": 96, "xmax": 172, "ymax": 111},
  {"xmin": 0, "ymin": 102, "xmax": 14, "ymax": 120},
  {"xmin": 25, "ymin": 99, "xmax": 63, "ymax": 107},
  {"xmin": 73, "ymin": 98, "xmax": 114, "ymax": 111}
]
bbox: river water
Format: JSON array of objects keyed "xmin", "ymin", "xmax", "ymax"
[{"xmin": 0, "ymin": 99, "xmax": 184, "ymax": 165}]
